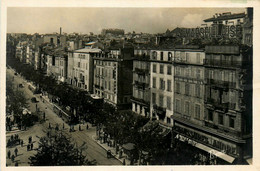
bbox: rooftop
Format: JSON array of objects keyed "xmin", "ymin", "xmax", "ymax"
[
  {"xmin": 204, "ymin": 12, "xmax": 246, "ymax": 22},
  {"xmin": 74, "ymin": 48, "xmax": 102, "ymax": 53}
]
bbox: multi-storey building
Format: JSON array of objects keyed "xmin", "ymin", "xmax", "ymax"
[
  {"xmin": 150, "ymin": 49, "xmax": 174, "ymax": 126},
  {"xmin": 93, "ymin": 47, "xmax": 134, "ymax": 109},
  {"xmin": 172, "ymin": 46, "xmax": 206, "ymax": 128},
  {"xmin": 67, "ymin": 48, "xmax": 101, "ymax": 93},
  {"xmin": 46, "ymin": 49, "xmax": 68, "ymax": 83},
  {"xmin": 131, "ymin": 48, "xmax": 151, "ymax": 117},
  {"xmin": 203, "ymin": 45, "xmax": 252, "ymax": 163}
]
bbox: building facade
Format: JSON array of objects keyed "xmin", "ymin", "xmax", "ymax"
[
  {"xmin": 131, "ymin": 48, "xmax": 151, "ymax": 117},
  {"xmin": 150, "ymin": 49, "xmax": 174, "ymax": 126},
  {"xmin": 93, "ymin": 47, "xmax": 134, "ymax": 109},
  {"xmin": 67, "ymin": 48, "xmax": 101, "ymax": 93}
]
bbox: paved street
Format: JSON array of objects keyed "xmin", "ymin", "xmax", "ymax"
[{"xmin": 6, "ymin": 67, "xmax": 122, "ymax": 166}]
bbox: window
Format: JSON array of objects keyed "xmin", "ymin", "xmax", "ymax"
[
  {"xmin": 153, "ymin": 64, "xmax": 157, "ymax": 73},
  {"xmin": 185, "ymin": 83, "xmax": 190, "ymax": 95},
  {"xmin": 86, "ymin": 63, "xmax": 88, "ymax": 70},
  {"xmin": 176, "ymin": 67, "xmax": 180, "ymax": 76},
  {"xmin": 167, "ymin": 65, "xmax": 172, "ymax": 75},
  {"xmin": 196, "ymin": 69, "xmax": 201, "ymax": 79},
  {"xmin": 219, "ymin": 114, "xmax": 224, "ymax": 125},
  {"xmin": 185, "ymin": 101, "xmax": 190, "ymax": 115},
  {"xmin": 160, "ymin": 65, "xmax": 164, "ymax": 74},
  {"xmin": 196, "ymin": 53, "xmax": 200, "ymax": 63},
  {"xmin": 229, "ymin": 116, "xmax": 235, "ymax": 128},
  {"xmin": 152, "ymin": 77, "xmax": 156, "ymax": 88},
  {"xmin": 176, "ymin": 99, "xmax": 181, "ymax": 113},
  {"xmin": 160, "ymin": 52, "xmax": 164, "ymax": 60},
  {"xmin": 167, "ymin": 117, "xmax": 171, "ymax": 124},
  {"xmin": 78, "ymin": 62, "xmax": 80, "ymax": 68},
  {"xmin": 167, "ymin": 97, "xmax": 171, "ymax": 110},
  {"xmin": 176, "ymin": 82, "xmax": 180, "ymax": 93},
  {"xmin": 168, "ymin": 52, "xmax": 172, "ymax": 61},
  {"xmin": 195, "ymin": 104, "xmax": 200, "ymax": 119},
  {"xmin": 159, "ymin": 95, "xmax": 164, "ymax": 107},
  {"xmin": 160, "ymin": 78, "xmax": 165, "ymax": 90},
  {"xmin": 167, "ymin": 80, "xmax": 172, "ymax": 92},
  {"xmin": 209, "ymin": 111, "xmax": 213, "ymax": 121},
  {"xmin": 152, "ymin": 93, "xmax": 156, "ymax": 104},
  {"xmin": 195, "ymin": 84, "xmax": 200, "ymax": 97},
  {"xmin": 152, "ymin": 51, "xmax": 157, "ymax": 60}
]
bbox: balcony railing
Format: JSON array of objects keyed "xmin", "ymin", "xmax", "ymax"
[
  {"xmin": 207, "ymin": 79, "xmax": 236, "ymax": 89},
  {"xmin": 133, "ymin": 81, "xmax": 149, "ymax": 90},
  {"xmin": 133, "ymin": 68, "xmax": 149, "ymax": 75},
  {"xmin": 130, "ymin": 96, "xmax": 149, "ymax": 105},
  {"xmin": 206, "ymin": 98, "xmax": 229, "ymax": 110},
  {"xmin": 153, "ymin": 104, "xmax": 166, "ymax": 112},
  {"xmin": 204, "ymin": 59, "xmax": 242, "ymax": 68}
]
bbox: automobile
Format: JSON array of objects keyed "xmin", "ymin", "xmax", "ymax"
[
  {"xmin": 31, "ymin": 97, "xmax": 39, "ymax": 103},
  {"xmin": 19, "ymin": 84, "xmax": 24, "ymax": 88}
]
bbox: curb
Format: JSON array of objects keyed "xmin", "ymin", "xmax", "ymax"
[{"xmin": 91, "ymin": 135, "xmax": 124, "ymax": 164}]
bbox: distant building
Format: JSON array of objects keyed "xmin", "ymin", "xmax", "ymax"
[
  {"xmin": 67, "ymin": 48, "xmax": 102, "ymax": 92},
  {"xmin": 43, "ymin": 34, "xmax": 67, "ymax": 48},
  {"xmin": 101, "ymin": 29, "xmax": 125, "ymax": 36},
  {"xmin": 93, "ymin": 47, "xmax": 134, "ymax": 109},
  {"xmin": 46, "ymin": 49, "xmax": 68, "ymax": 83},
  {"xmin": 131, "ymin": 48, "xmax": 151, "ymax": 117}
]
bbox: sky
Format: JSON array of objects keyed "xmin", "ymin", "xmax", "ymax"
[{"xmin": 7, "ymin": 7, "xmax": 246, "ymax": 34}]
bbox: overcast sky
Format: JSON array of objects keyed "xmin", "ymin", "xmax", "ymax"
[{"xmin": 7, "ymin": 7, "xmax": 246, "ymax": 34}]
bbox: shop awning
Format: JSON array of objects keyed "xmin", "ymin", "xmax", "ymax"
[
  {"xmin": 176, "ymin": 134, "xmax": 235, "ymax": 163},
  {"xmin": 122, "ymin": 143, "xmax": 135, "ymax": 151}
]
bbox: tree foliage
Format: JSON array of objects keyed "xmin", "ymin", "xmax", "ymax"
[{"xmin": 29, "ymin": 132, "xmax": 96, "ymax": 166}]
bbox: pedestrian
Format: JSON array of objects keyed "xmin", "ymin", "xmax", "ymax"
[
  {"xmin": 21, "ymin": 140, "xmax": 23, "ymax": 147},
  {"xmin": 31, "ymin": 143, "xmax": 33, "ymax": 150},
  {"xmin": 49, "ymin": 123, "xmax": 51, "ymax": 129},
  {"xmin": 11, "ymin": 135, "xmax": 13, "ymax": 141},
  {"xmin": 11, "ymin": 154, "xmax": 15, "ymax": 162},
  {"xmin": 86, "ymin": 124, "xmax": 89, "ymax": 130},
  {"xmin": 43, "ymin": 112, "xmax": 46, "ymax": 120},
  {"xmin": 7, "ymin": 150, "xmax": 11, "ymax": 159},
  {"xmin": 27, "ymin": 144, "xmax": 30, "ymax": 151},
  {"xmin": 14, "ymin": 148, "xmax": 18, "ymax": 156},
  {"xmin": 63, "ymin": 123, "xmax": 64, "ymax": 130},
  {"xmin": 123, "ymin": 159, "xmax": 126, "ymax": 165},
  {"xmin": 79, "ymin": 125, "xmax": 81, "ymax": 131},
  {"xmin": 28, "ymin": 136, "xmax": 31, "ymax": 144},
  {"xmin": 15, "ymin": 162, "xmax": 18, "ymax": 166}
]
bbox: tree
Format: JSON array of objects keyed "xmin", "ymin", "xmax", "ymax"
[{"xmin": 29, "ymin": 131, "xmax": 96, "ymax": 166}]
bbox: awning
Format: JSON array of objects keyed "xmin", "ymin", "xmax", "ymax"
[
  {"xmin": 176, "ymin": 134, "xmax": 235, "ymax": 163},
  {"xmin": 122, "ymin": 143, "xmax": 135, "ymax": 151}
]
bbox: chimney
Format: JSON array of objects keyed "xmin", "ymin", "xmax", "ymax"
[{"xmin": 60, "ymin": 27, "xmax": 62, "ymax": 35}]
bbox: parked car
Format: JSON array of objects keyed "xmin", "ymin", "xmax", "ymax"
[{"xmin": 31, "ymin": 97, "xmax": 39, "ymax": 103}]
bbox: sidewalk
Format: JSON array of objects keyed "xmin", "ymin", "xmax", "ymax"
[{"xmin": 92, "ymin": 135, "xmax": 131, "ymax": 165}]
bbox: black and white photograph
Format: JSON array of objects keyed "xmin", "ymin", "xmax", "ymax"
[{"xmin": 1, "ymin": 1, "xmax": 259, "ymax": 170}]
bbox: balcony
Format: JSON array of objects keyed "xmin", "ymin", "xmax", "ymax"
[
  {"xmin": 204, "ymin": 59, "xmax": 242, "ymax": 68},
  {"xmin": 133, "ymin": 68, "xmax": 149, "ymax": 75},
  {"xmin": 133, "ymin": 81, "xmax": 149, "ymax": 90},
  {"xmin": 207, "ymin": 79, "xmax": 236, "ymax": 89},
  {"xmin": 206, "ymin": 98, "xmax": 229, "ymax": 111},
  {"xmin": 130, "ymin": 96, "xmax": 149, "ymax": 106}
]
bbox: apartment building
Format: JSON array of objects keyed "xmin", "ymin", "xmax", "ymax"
[
  {"xmin": 150, "ymin": 49, "xmax": 174, "ymax": 126},
  {"xmin": 131, "ymin": 48, "xmax": 151, "ymax": 117},
  {"xmin": 67, "ymin": 48, "xmax": 101, "ymax": 93},
  {"xmin": 93, "ymin": 47, "xmax": 134, "ymax": 109}
]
